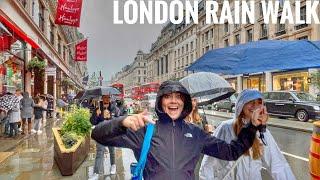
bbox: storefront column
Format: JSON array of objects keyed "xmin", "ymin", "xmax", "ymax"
[
  {"xmin": 309, "ymin": 68, "xmax": 318, "ymax": 96},
  {"xmin": 24, "ymin": 43, "xmax": 32, "ymax": 94},
  {"xmin": 265, "ymin": 71, "xmax": 273, "ymax": 91},
  {"xmin": 237, "ymin": 75, "xmax": 242, "ymax": 92},
  {"xmin": 53, "ymin": 74, "xmax": 57, "ymax": 118},
  {"xmin": 44, "ymin": 59, "xmax": 48, "ymax": 94}
]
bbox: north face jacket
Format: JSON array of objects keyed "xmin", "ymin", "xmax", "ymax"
[{"xmin": 91, "ymin": 80, "xmax": 258, "ymax": 180}]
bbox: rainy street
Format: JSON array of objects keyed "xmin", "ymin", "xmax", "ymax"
[{"xmin": 0, "ymin": 113, "xmax": 312, "ymax": 180}]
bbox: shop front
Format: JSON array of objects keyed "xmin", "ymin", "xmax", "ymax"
[
  {"xmin": 0, "ymin": 38, "xmax": 25, "ymax": 94},
  {"xmin": 242, "ymin": 74, "xmax": 266, "ymax": 92},
  {"xmin": 272, "ymin": 71, "xmax": 309, "ymax": 92}
]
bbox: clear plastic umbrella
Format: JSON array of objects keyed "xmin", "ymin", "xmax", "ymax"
[
  {"xmin": 179, "ymin": 72, "xmax": 235, "ymax": 106},
  {"xmin": 0, "ymin": 94, "xmax": 20, "ymax": 112}
]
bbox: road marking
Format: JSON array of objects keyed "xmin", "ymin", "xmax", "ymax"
[{"xmin": 281, "ymin": 151, "xmax": 309, "ymax": 162}]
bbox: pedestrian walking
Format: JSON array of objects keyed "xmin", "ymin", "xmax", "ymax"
[
  {"xmin": 15, "ymin": 89, "xmax": 23, "ymax": 132},
  {"xmin": 90, "ymin": 95, "xmax": 119, "ymax": 178},
  {"xmin": 20, "ymin": 92, "xmax": 34, "ymax": 135},
  {"xmin": 32, "ymin": 97, "xmax": 46, "ymax": 135},
  {"xmin": 8, "ymin": 96, "xmax": 21, "ymax": 137},
  {"xmin": 91, "ymin": 80, "xmax": 266, "ymax": 180},
  {"xmin": 199, "ymin": 89, "xmax": 295, "ymax": 180}
]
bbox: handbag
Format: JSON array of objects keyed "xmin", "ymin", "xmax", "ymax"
[{"xmin": 130, "ymin": 123, "xmax": 155, "ymax": 180}]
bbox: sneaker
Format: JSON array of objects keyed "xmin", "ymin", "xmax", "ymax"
[
  {"xmin": 88, "ymin": 173, "xmax": 99, "ymax": 180},
  {"xmin": 37, "ymin": 130, "xmax": 42, "ymax": 134},
  {"xmin": 31, "ymin": 129, "xmax": 36, "ymax": 133},
  {"xmin": 110, "ymin": 164, "xmax": 116, "ymax": 175}
]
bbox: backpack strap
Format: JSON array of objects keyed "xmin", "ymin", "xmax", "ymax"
[{"xmin": 132, "ymin": 123, "xmax": 155, "ymax": 180}]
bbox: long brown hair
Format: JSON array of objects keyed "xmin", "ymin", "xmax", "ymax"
[
  {"xmin": 233, "ymin": 112, "xmax": 263, "ymax": 159},
  {"xmin": 186, "ymin": 104, "xmax": 202, "ymax": 124}
]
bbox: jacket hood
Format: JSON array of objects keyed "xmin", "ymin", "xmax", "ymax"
[
  {"xmin": 235, "ymin": 89, "xmax": 263, "ymax": 118},
  {"xmin": 22, "ymin": 92, "xmax": 29, "ymax": 98},
  {"xmin": 155, "ymin": 80, "xmax": 192, "ymax": 121}
]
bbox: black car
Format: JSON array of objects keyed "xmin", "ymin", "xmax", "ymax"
[
  {"xmin": 213, "ymin": 93, "xmax": 238, "ymax": 113},
  {"xmin": 263, "ymin": 91, "xmax": 320, "ymax": 122}
]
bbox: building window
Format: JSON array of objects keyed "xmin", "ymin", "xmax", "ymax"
[
  {"xmin": 39, "ymin": 1, "xmax": 45, "ymax": 32},
  {"xmin": 138, "ymin": 70, "xmax": 140, "ymax": 75},
  {"xmin": 178, "ymin": 49, "xmax": 180, "ymax": 56},
  {"xmin": 186, "ymin": 44, "xmax": 188, "ymax": 52},
  {"xmin": 235, "ymin": 34, "xmax": 240, "ymax": 45},
  {"xmin": 260, "ymin": 23, "xmax": 268, "ymax": 39},
  {"xmin": 161, "ymin": 57, "xmax": 164, "ymax": 75},
  {"xmin": 58, "ymin": 35, "xmax": 61, "ymax": 54},
  {"xmin": 277, "ymin": 16, "xmax": 286, "ymax": 33},
  {"xmin": 18, "ymin": 0, "xmax": 27, "ymax": 8},
  {"xmin": 259, "ymin": 3, "xmax": 263, "ymax": 17},
  {"xmin": 165, "ymin": 55, "xmax": 168, "ymax": 73},
  {"xmin": 32, "ymin": 0, "xmax": 35, "ymax": 16},
  {"xmin": 182, "ymin": 46, "xmax": 184, "ymax": 54},
  {"xmin": 191, "ymin": 53, "xmax": 194, "ymax": 62},
  {"xmin": 186, "ymin": 56, "xmax": 189, "ymax": 65},
  {"xmin": 181, "ymin": 58, "xmax": 184, "ymax": 68},
  {"xmin": 50, "ymin": 21, "xmax": 55, "ymax": 45},
  {"xmin": 246, "ymin": 29, "xmax": 253, "ymax": 42},
  {"xmin": 224, "ymin": 22, "xmax": 229, "ymax": 33},
  {"xmin": 295, "ymin": 6, "xmax": 308, "ymax": 30},
  {"xmin": 175, "ymin": 51, "xmax": 177, "ymax": 58},
  {"xmin": 224, "ymin": 39, "xmax": 229, "ymax": 47},
  {"xmin": 298, "ymin": 36, "xmax": 308, "ymax": 40},
  {"xmin": 190, "ymin": 41, "xmax": 193, "ymax": 50},
  {"xmin": 144, "ymin": 70, "xmax": 146, "ymax": 74}
]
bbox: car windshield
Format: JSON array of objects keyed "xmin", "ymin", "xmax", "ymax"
[
  {"xmin": 230, "ymin": 93, "xmax": 238, "ymax": 102},
  {"xmin": 292, "ymin": 92, "xmax": 317, "ymax": 101}
]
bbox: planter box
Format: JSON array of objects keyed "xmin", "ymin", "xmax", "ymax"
[{"xmin": 52, "ymin": 128, "xmax": 90, "ymax": 176}]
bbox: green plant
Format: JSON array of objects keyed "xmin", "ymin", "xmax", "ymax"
[
  {"xmin": 27, "ymin": 57, "xmax": 46, "ymax": 71},
  {"xmin": 61, "ymin": 131, "xmax": 79, "ymax": 149},
  {"xmin": 60, "ymin": 105, "xmax": 91, "ymax": 140}
]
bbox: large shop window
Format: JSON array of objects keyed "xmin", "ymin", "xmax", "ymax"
[
  {"xmin": 0, "ymin": 40, "xmax": 25, "ymax": 94},
  {"xmin": 273, "ymin": 71, "xmax": 309, "ymax": 92},
  {"xmin": 242, "ymin": 75, "xmax": 266, "ymax": 92}
]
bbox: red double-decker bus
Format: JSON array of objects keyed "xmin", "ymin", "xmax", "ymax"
[
  {"xmin": 131, "ymin": 82, "xmax": 160, "ymax": 100},
  {"xmin": 111, "ymin": 83, "xmax": 124, "ymax": 99}
]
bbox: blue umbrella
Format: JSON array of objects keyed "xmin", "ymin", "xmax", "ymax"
[{"xmin": 187, "ymin": 40, "xmax": 320, "ymax": 75}]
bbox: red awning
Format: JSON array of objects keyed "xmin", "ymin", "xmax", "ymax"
[{"xmin": 0, "ymin": 14, "xmax": 39, "ymax": 49}]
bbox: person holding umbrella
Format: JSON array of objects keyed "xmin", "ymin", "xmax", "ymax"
[
  {"xmin": 90, "ymin": 94, "xmax": 120, "ymax": 178},
  {"xmin": 91, "ymin": 80, "xmax": 266, "ymax": 180}
]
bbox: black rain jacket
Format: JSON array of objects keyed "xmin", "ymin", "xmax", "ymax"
[{"xmin": 91, "ymin": 80, "xmax": 257, "ymax": 180}]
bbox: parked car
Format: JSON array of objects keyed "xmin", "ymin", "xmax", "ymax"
[
  {"xmin": 213, "ymin": 93, "xmax": 238, "ymax": 113},
  {"xmin": 263, "ymin": 91, "xmax": 320, "ymax": 122}
]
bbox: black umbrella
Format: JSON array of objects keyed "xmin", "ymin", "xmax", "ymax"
[
  {"xmin": 81, "ymin": 86, "xmax": 121, "ymax": 100},
  {"xmin": 0, "ymin": 94, "xmax": 20, "ymax": 112},
  {"xmin": 179, "ymin": 72, "xmax": 235, "ymax": 106}
]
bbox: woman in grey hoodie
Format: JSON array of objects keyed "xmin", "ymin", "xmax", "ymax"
[{"xmin": 20, "ymin": 92, "xmax": 34, "ymax": 135}]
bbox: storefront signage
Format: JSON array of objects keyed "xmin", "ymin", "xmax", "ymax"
[
  {"xmin": 55, "ymin": 0, "xmax": 83, "ymax": 27},
  {"xmin": 75, "ymin": 39, "xmax": 87, "ymax": 61},
  {"xmin": 45, "ymin": 67, "xmax": 56, "ymax": 76}
]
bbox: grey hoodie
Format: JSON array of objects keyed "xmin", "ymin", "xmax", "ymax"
[
  {"xmin": 91, "ymin": 80, "xmax": 258, "ymax": 180},
  {"xmin": 20, "ymin": 92, "xmax": 34, "ymax": 119}
]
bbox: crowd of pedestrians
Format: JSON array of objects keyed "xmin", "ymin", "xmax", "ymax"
[{"xmin": 0, "ymin": 89, "xmax": 53, "ymax": 137}]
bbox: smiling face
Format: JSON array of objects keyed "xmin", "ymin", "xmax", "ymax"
[
  {"xmin": 161, "ymin": 92, "xmax": 185, "ymax": 121},
  {"xmin": 242, "ymin": 98, "xmax": 263, "ymax": 120},
  {"xmin": 102, "ymin": 95, "xmax": 110, "ymax": 107}
]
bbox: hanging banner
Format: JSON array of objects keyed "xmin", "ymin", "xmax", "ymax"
[
  {"xmin": 55, "ymin": 0, "xmax": 83, "ymax": 27},
  {"xmin": 75, "ymin": 39, "xmax": 87, "ymax": 61}
]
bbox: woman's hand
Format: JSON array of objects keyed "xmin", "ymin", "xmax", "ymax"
[
  {"xmin": 122, "ymin": 109, "xmax": 155, "ymax": 131},
  {"xmin": 251, "ymin": 105, "xmax": 268, "ymax": 127}
]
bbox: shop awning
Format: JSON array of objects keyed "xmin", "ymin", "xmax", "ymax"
[
  {"xmin": 187, "ymin": 40, "xmax": 320, "ymax": 75},
  {"xmin": 0, "ymin": 14, "xmax": 39, "ymax": 49}
]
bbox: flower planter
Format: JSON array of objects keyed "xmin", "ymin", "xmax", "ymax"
[{"xmin": 52, "ymin": 128, "xmax": 90, "ymax": 176}]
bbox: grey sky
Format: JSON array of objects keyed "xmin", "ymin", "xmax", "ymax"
[{"xmin": 79, "ymin": 0, "xmax": 164, "ymax": 81}]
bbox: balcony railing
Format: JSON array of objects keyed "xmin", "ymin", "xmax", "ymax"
[
  {"xmin": 275, "ymin": 29, "xmax": 286, "ymax": 36},
  {"xmin": 295, "ymin": 24, "xmax": 308, "ymax": 30}
]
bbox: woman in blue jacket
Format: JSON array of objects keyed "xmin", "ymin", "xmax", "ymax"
[{"xmin": 91, "ymin": 81, "xmax": 267, "ymax": 180}]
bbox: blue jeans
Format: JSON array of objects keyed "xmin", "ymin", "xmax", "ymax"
[{"xmin": 94, "ymin": 142, "xmax": 115, "ymax": 174}]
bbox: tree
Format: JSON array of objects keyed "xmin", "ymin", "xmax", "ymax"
[{"xmin": 310, "ymin": 71, "xmax": 320, "ymax": 91}]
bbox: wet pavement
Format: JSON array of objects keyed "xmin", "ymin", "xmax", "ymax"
[{"xmin": 0, "ymin": 118, "xmax": 136, "ymax": 180}]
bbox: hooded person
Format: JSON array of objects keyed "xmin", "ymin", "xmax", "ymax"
[
  {"xmin": 20, "ymin": 92, "xmax": 35, "ymax": 135},
  {"xmin": 199, "ymin": 89, "xmax": 295, "ymax": 180},
  {"xmin": 91, "ymin": 81, "xmax": 266, "ymax": 180}
]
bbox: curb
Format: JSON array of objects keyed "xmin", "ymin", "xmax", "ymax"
[{"xmin": 204, "ymin": 113, "xmax": 313, "ymax": 133}]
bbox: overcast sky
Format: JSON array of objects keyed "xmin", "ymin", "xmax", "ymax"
[{"xmin": 79, "ymin": 0, "xmax": 165, "ymax": 81}]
